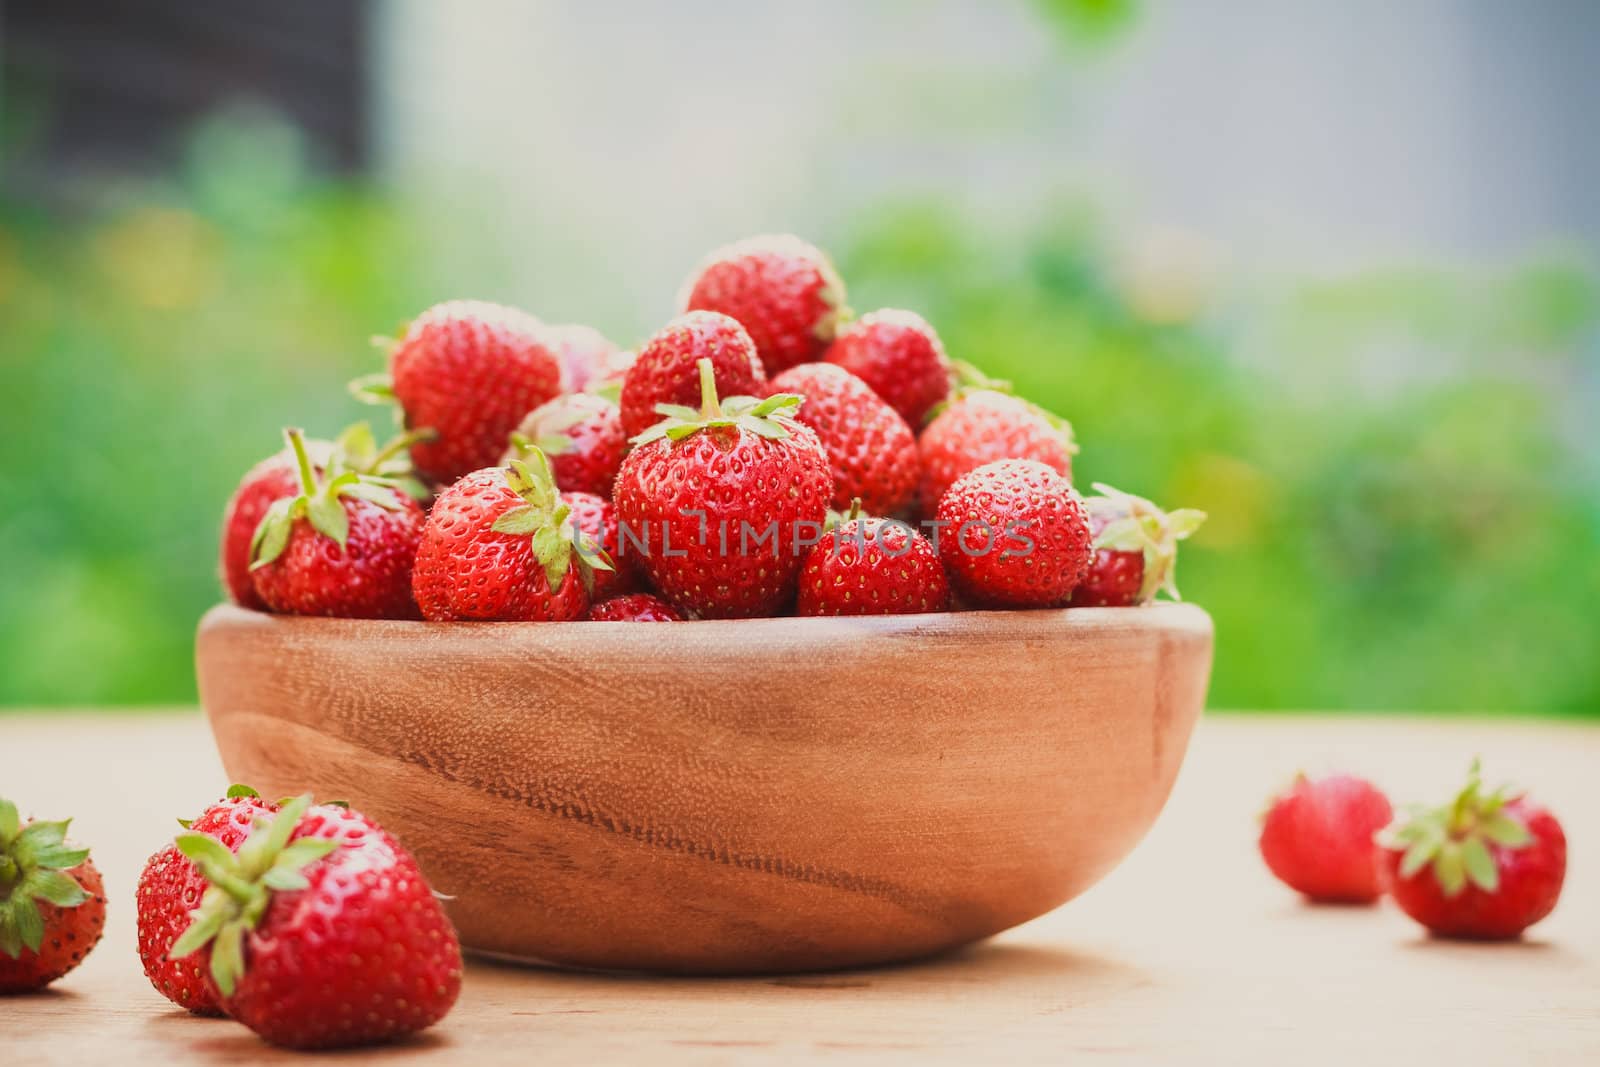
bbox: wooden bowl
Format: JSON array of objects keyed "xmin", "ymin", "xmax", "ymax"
[{"xmin": 196, "ymin": 602, "xmax": 1212, "ymax": 975}]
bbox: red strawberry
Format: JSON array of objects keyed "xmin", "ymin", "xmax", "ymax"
[
  {"xmin": 614, "ymin": 359, "xmax": 833, "ymax": 618},
  {"xmin": 168, "ymin": 795, "xmax": 462, "ymax": 1049},
  {"xmin": 918, "ymin": 388, "xmax": 1077, "ymax": 518},
  {"xmin": 1069, "ymin": 484, "xmax": 1207, "ymax": 607},
  {"xmin": 220, "ymin": 445, "xmax": 325, "ymax": 611},
  {"xmin": 1380, "ymin": 762, "xmax": 1566, "ymax": 940},
  {"xmin": 542, "ymin": 322, "xmax": 624, "ymax": 392},
  {"xmin": 0, "ymin": 796, "xmax": 106, "ymax": 992},
  {"xmin": 934, "ymin": 459, "xmax": 1092, "ymax": 608},
  {"xmin": 562, "ymin": 490, "xmax": 634, "ymax": 601},
  {"xmin": 505, "ymin": 392, "xmax": 627, "ymax": 499},
  {"xmin": 619, "ymin": 311, "xmax": 767, "ymax": 438},
  {"xmin": 354, "ymin": 300, "xmax": 565, "ymax": 484},
  {"xmin": 138, "ymin": 786, "xmax": 278, "ymax": 1014},
  {"xmin": 411, "ymin": 452, "xmax": 606, "ymax": 621},
  {"xmin": 797, "ymin": 504, "xmax": 949, "ymax": 616},
  {"xmin": 768, "ymin": 363, "xmax": 920, "ymax": 517},
  {"xmin": 681, "ymin": 234, "xmax": 849, "ymax": 376},
  {"xmin": 588, "ymin": 593, "xmax": 685, "ymax": 622},
  {"xmin": 1258, "ymin": 773, "xmax": 1392, "ymax": 904},
  {"xmin": 825, "ymin": 309, "xmax": 951, "ymax": 427},
  {"xmin": 248, "ymin": 429, "xmax": 425, "ymax": 619}
]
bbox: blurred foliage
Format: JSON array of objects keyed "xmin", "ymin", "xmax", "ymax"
[{"xmin": 1, "ymin": 112, "xmax": 1597, "ymax": 714}]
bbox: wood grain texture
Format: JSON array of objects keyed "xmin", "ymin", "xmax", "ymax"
[
  {"xmin": 3, "ymin": 713, "xmax": 1596, "ymax": 1066},
  {"xmin": 194, "ymin": 603, "xmax": 1213, "ymax": 974}
]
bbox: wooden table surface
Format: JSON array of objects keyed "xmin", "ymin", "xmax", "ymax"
[{"xmin": 4, "ymin": 711, "xmax": 1596, "ymax": 1065}]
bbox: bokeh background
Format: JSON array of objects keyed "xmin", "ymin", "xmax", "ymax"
[{"xmin": 1, "ymin": 1, "xmax": 1596, "ymax": 714}]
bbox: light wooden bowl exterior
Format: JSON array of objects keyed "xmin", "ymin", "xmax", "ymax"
[{"xmin": 196, "ymin": 602, "xmax": 1212, "ymax": 975}]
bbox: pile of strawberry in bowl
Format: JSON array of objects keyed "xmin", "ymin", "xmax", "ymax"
[{"xmin": 219, "ymin": 234, "xmax": 1205, "ymax": 623}]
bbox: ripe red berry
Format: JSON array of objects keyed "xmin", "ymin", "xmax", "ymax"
[
  {"xmin": 506, "ymin": 392, "xmax": 627, "ymax": 499},
  {"xmin": 619, "ymin": 311, "xmax": 767, "ymax": 439},
  {"xmin": 1380, "ymin": 762, "xmax": 1567, "ymax": 939},
  {"xmin": 542, "ymin": 322, "xmax": 624, "ymax": 392},
  {"xmin": 934, "ymin": 459, "xmax": 1093, "ymax": 608},
  {"xmin": 769, "ymin": 363, "xmax": 920, "ymax": 517},
  {"xmin": 220, "ymin": 446, "xmax": 323, "ymax": 611},
  {"xmin": 168, "ymin": 795, "xmax": 463, "ymax": 1049},
  {"xmin": 1258, "ymin": 773, "xmax": 1393, "ymax": 904},
  {"xmin": 411, "ymin": 453, "xmax": 605, "ymax": 621},
  {"xmin": 248, "ymin": 429, "xmax": 425, "ymax": 619},
  {"xmin": 137, "ymin": 787, "xmax": 278, "ymax": 1014},
  {"xmin": 825, "ymin": 309, "xmax": 951, "ymax": 427},
  {"xmin": 356, "ymin": 300, "xmax": 565, "ymax": 484},
  {"xmin": 681, "ymin": 234, "xmax": 849, "ymax": 376},
  {"xmin": 797, "ymin": 507, "xmax": 949, "ymax": 616},
  {"xmin": 562, "ymin": 490, "xmax": 634, "ymax": 601},
  {"xmin": 614, "ymin": 359, "xmax": 833, "ymax": 618},
  {"xmin": 588, "ymin": 593, "xmax": 685, "ymax": 622},
  {"xmin": 1069, "ymin": 484, "xmax": 1207, "ymax": 607},
  {"xmin": 918, "ymin": 389, "xmax": 1077, "ymax": 518},
  {"xmin": 0, "ymin": 796, "xmax": 106, "ymax": 992}
]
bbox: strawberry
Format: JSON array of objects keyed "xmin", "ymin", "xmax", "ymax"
[
  {"xmin": 797, "ymin": 503, "xmax": 949, "ymax": 616},
  {"xmin": 168, "ymin": 795, "xmax": 462, "ymax": 1049},
  {"xmin": 542, "ymin": 322, "xmax": 625, "ymax": 392},
  {"xmin": 614, "ymin": 358, "xmax": 833, "ymax": 618},
  {"xmin": 505, "ymin": 391, "xmax": 627, "ymax": 499},
  {"xmin": 934, "ymin": 458, "xmax": 1093, "ymax": 608},
  {"xmin": 588, "ymin": 593, "xmax": 685, "ymax": 622},
  {"xmin": 138, "ymin": 786, "xmax": 278, "ymax": 1014},
  {"xmin": 1069, "ymin": 484, "xmax": 1207, "ymax": 607},
  {"xmin": 619, "ymin": 311, "xmax": 766, "ymax": 438},
  {"xmin": 1380, "ymin": 761, "xmax": 1567, "ymax": 940},
  {"xmin": 411, "ymin": 451, "xmax": 608, "ymax": 621},
  {"xmin": 562, "ymin": 490, "xmax": 634, "ymax": 601},
  {"xmin": 768, "ymin": 363, "xmax": 920, "ymax": 517},
  {"xmin": 681, "ymin": 234, "xmax": 850, "ymax": 376},
  {"xmin": 824, "ymin": 309, "xmax": 951, "ymax": 427},
  {"xmin": 1258, "ymin": 773, "xmax": 1392, "ymax": 904},
  {"xmin": 353, "ymin": 299, "xmax": 565, "ymax": 484},
  {"xmin": 918, "ymin": 387, "xmax": 1077, "ymax": 518},
  {"xmin": 248, "ymin": 429, "xmax": 426, "ymax": 619},
  {"xmin": 0, "ymin": 795, "xmax": 106, "ymax": 992}
]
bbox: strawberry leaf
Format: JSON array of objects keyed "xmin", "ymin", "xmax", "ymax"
[
  {"xmin": 24, "ymin": 869, "xmax": 87, "ymax": 908},
  {"xmin": 1460, "ymin": 836, "xmax": 1499, "ymax": 893},
  {"xmin": 0, "ymin": 800, "xmax": 18, "ymax": 845}
]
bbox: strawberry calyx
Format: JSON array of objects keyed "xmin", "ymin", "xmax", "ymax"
[
  {"xmin": 1085, "ymin": 483, "xmax": 1206, "ymax": 604},
  {"xmin": 489, "ymin": 447, "xmax": 615, "ymax": 592},
  {"xmin": 0, "ymin": 796, "xmax": 92, "ymax": 959},
  {"xmin": 1382, "ymin": 760, "xmax": 1533, "ymax": 898},
  {"xmin": 168, "ymin": 794, "xmax": 339, "ymax": 997},
  {"xmin": 249, "ymin": 427, "xmax": 409, "ymax": 569},
  {"xmin": 329, "ymin": 421, "xmax": 434, "ymax": 501},
  {"xmin": 632, "ymin": 358, "xmax": 805, "ymax": 448}
]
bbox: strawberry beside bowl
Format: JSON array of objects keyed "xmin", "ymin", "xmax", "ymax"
[{"xmin": 195, "ymin": 601, "xmax": 1212, "ymax": 975}]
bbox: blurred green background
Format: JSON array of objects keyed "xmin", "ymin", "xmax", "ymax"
[{"xmin": 1, "ymin": 1, "xmax": 1596, "ymax": 713}]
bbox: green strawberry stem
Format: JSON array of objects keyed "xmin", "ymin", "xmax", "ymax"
[
  {"xmin": 366, "ymin": 427, "xmax": 433, "ymax": 471},
  {"xmin": 285, "ymin": 427, "xmax": 319, "ymax": 497},
  {"xmin": 846, "ymin": 498, "xmax": 863, "ymax": 523},
  {"xmin": 697, "ymin": 358, "xmax": 724, "ymax": 419}
]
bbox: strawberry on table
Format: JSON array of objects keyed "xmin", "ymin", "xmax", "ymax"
[
  {"xmin": 768, "ymin": 362, "xmax": 920, "ymax": 517},
  {"xmin": 934, "ymin": 458, "xmax": 1093, "ymax": 608},
  {"xmin": 825, "ymin": 308, "xmax": 952, "ymax": 428},
  {"xmin": 619, "ymin": 310, "xmax": 767, "ymax": 438},
  {"xmin": 588, "ymin": 593, "xmax": 685, "ymax": 622},
  {"xmin": 1258, "ymin": 773, "xmax": 1392, "ymax": 904},
  {"xmin": 918, "ymin": 386, "xmax": 1077, "ymax": 518},
  {"xmin": 505, "ymin": 391, "xmax": 627, "ymax": 499},
  {"xmin": 168, "ymin": 794, "xmax": 463, "ymax": 1049},
  {"xmin": 248, "ymin": 428, "xmax": 426, "ymax": 619},
  {"xmin": 1380, "ymin": 761, "xmax": 1567, "ymax": 940},
  {"xmin": 681, "ymin": 234, "xmax": 849, "ymax": 376},
  {"xmin": 1069, "ymin": 484, "xmax": 1207, "ymax": 607},
  {"xmin": 0, "ymin": 795, "xmax": 106, "ymax": 993},
  {"xmin": 137, "ymin": 786, "xmax": 278, "ymax": 1014},
  {"xmin": 797, "ymin": 502, "xmax": 949, "ymax": 617},
  {"xmin": 411, "ymin": 450, "xmax": 609, "ymax": 621},
  {"xmin": 614, "ymin": 358, "xmax": 833, "ymax": 618},
  {"xmin": 353, "ymin": 299, "xmax": 565, "ymax": 484}
]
